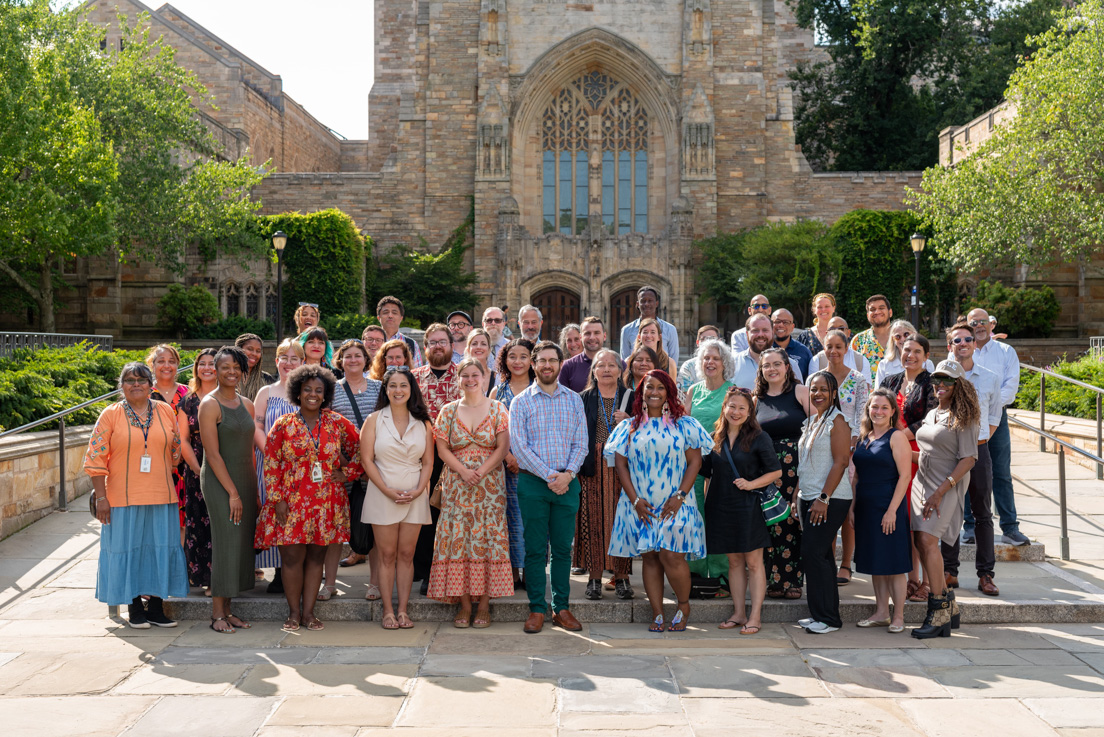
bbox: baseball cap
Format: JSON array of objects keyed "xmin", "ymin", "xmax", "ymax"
[
  {"xmin": 446, "ymin": 311, "xmax": 473, "ymax": 326},
  {"xmin": 931, "ymin": 359, "xmax": 967, "ymax": 380}
]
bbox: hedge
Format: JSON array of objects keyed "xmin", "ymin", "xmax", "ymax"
[
  {"xmin": 1016, "ymin": 354, "xmax": 1104, "ymax": 420},
  {"xmin": 966, "ymin": 280, "xmax": 1061, "ymax": 339}
]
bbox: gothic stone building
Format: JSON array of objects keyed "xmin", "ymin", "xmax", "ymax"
[{"xmin": 40, "ymin": 0, "xmax": 922, "ymax": 347}]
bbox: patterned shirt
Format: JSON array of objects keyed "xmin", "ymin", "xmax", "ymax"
[
  {"xmin": 850, "ymin": 329, "xmax": 888, "ymax": 376},
  {"xmin": 390, "ymin": 332, "xmax": 424, "ymax": 368},
  {"xmin": 83, "ymin": 400, "xmax": 182, "ymax": 507},
  {"xmin": 412, "ymin": 363, "xmax": 461, "ymax": 421},
  {"xmin": 509, "ymin": 382, "xmax": 589, "ymax": 481}
]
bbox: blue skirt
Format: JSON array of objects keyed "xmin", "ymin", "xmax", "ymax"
[{"xmin": 97, "ymin": 503, "xmax": 189, "ymax": 605}]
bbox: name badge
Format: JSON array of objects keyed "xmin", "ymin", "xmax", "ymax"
[
  {"xmin": 139, "ymin": 454, "xmax": 152, "ymax": 473},
  {"xmin": 311, "ymin": 461, "xmax": 324, "ymax": 483}
]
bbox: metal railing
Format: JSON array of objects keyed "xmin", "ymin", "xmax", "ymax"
[
  {"xmin": 0, "ymin": 332, "xmax": 112, "ymax": 357},
  {"xmin": 1091, "ymin": 336, "xmax": 1104, "ymax": 360},
  {"xmin": 1022, "ymin": 362, "xmax": 1104, "ymax": 480}
]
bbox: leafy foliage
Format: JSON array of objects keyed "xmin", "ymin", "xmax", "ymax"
[
  {"xmin": 320, "ymin": 313, "xmax": 380, "ymax": 341},
  {"xmin": 156, "ymin": 284, "xmax": 222, "ymax": 339},
  {"xmin": 0, "ymin": 344, "xmax": 198, "ymax": 432},
  {"xmin": 1016, "ymin": 355, "xmax": 1104, "ymax": 419},
  {"xmin": 965, "ymin": 280, "xmax": 1061, "ymax": 338},
  {"xmin": 193, "ymin": 315, "xmax": 275, "ymax": 341},
  {"xmin": 907, "ymin": 0, "xmax": 1104, "ymax": 270}
]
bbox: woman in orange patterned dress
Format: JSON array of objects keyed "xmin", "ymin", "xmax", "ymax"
[
  {"xmin": 256, "ymin": 364, "xmax": 362, "ymax": 632},
  {"xmin": 427, "ymin": 359, "xmax": 513, "ymax": 628}
]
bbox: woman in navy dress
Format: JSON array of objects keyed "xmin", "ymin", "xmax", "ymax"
[{"xmin": 851, "ymin": 387, "xmax": 914, "ymax": 632}]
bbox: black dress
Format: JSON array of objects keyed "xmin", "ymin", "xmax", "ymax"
[
  {"xmin": 701, "ymin": 430, "xmax": 779, "ymax": 554},
  {"xmin": 757, "ymin": 388, "xmax": 807, "ymax": 592},
  {"xmin": 853, "ymin": 429, "xmax": 911, "ymax": 575}
]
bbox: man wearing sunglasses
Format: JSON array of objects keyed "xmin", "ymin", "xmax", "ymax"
[
  {"xmin": 968, "ymin": 308, "xmax": 1028, "ymax": 547},
  {"xmin": 482, "ymin": 306, "xmax": 510, "ymax": 363},
  {"xmin": 941, "ymin": 322, "xmax": 1002, "ymax": 596},
  {"xmin": 729, "ymin": 294, "xmax": 771, "ymax": 353}
]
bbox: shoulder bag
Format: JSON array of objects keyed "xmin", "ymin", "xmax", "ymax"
[
  {"xmin": 721, "ymin": 437, "xmax": 790, "ymax": 526},
  {"xmin": 342, "ymin": 381, "xmax": 374, "ymax": 555}
]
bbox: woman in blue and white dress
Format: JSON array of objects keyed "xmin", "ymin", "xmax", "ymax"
[{"xmin": 605, "ymin": 370, "xmax": 714, "ymax": 634}]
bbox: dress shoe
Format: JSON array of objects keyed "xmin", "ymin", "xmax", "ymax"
[
  {"xmin": 523, "ymin": 612, "xmax": 544, "ymax": 633},
  {"xmin": 420, "ymin": 579, "xmax": 429, "ymax": 596},
  {"xmin": 945, "ymin": 572, "xmax": 959, "ymax": 589},
  {"xmin": 552, "ymin": 609, "xmax": 583, "ymax": 631},
  {"xmin": 978, "ymin": 574, "xmax": 999, "ymax": 596},
  {"xmin": 571, "ymin": 567, "xmax": 586, "ymax": 575}
]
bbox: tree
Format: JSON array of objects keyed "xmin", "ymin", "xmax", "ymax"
[
  {"xmin": 0, "ymin": 1, "xmax": 267, "ymax": 331},
  {"xmin": 907, "ymin": 0, "xmax": 1104, "ymax": 271},
  {"xmin": 788, "ymin": 0, "xmax": 1062, "ymax": 172}
]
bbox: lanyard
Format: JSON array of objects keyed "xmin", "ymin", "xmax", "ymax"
[
  {"xmin": 124, "ymin": 401, "xmax": 153, "ymax": 452},
  {"xmin": 598, "ymin": 391, "xmax": 617, "ymax": 435},
  {"xmin": 299, "ymin": 411, "xmax": 322, "ymax": 454}
]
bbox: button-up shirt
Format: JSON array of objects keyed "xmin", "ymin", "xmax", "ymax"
[
  {"xmin": 558, "ymin": 351, "xmax": 594, "ymax": 393},
  {"xmin": 731, "ymin": 349, "xmax": 804, "ymax": 390},
  {"xmin": 962, "ymin": 360, "xmax": 1002, "ymax": 442},
  {"xmin": 508, "ymin": 382, "xmax": 588, "ymax": 481},
  {"xmin": 730, "ymin": 328, "xmax": 749, "ymax": 353},
  {"xmin": 776, "ymin": 338, "xmax": 813, "ymax": 379},
  {"xmin": 412, "ymin": 363, "xmax": 460, "ymax": 421},
  {"xmin": 850, "ymin": 329, "xmax": 888, "ymax": 376},
  {"xmin": 974, "ymin": 338, "xmax": 1020, "ymax": 407},
  {"xmin": 620, "ymin": 317, "xmax": 679, "ymax": 361}
]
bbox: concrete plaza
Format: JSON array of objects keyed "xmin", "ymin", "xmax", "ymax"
[{"xmin": 3, "ymin": 438, "xmax": 1104, "ymax": 736}]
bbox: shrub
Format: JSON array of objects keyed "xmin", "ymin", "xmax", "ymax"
[
  {"xmin": 966, "ymin": 280, "xmax": 1061, "ymax": 339},
  {"xmin": 1016, "ymin": 354, "xmax": 1104, "ymax": 420},
  {"xmin": 193, "ymin": 315, "xmax": 275, "ymax": 341},
  {"xmin": 156, "ymin": 284, "xmax": 221, "ymax": 339},
  {"xmin": 321, "ymin": 313, "xmax": 379, "ymax": 341}
]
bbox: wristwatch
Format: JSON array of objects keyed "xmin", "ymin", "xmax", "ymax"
[
  {"xmin": 946, "ymin": 475, "xmax": 956, "ymax": 487},
  {"xmin": 568, "ymin": 470, "xmax": 577, "ymax": 480},
  {"xmin": 677, "ymin": 489, "xmax": 689, "ymax": 499},
  {"xmin": 817, "ymin": 493, "xmax": 830, "ymax": 503}
]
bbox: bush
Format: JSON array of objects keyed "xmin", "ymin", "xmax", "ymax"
[
  {"xmin": 321, "ymin": 313, "xmax": 379, "ymax": 341},
  {"xmin": 0, "ymin": 344, "xmax": 199, "ymax": 431},
  {"xmin": 966, "ymin": 280, "xmax": 1061, "ymax": 339},
  {"xmin": 193, "ymin": 315, "xmax": 275, "ymax": 341},
  {"xmin": 156, "ymin": 284, "xmax": 221, "ymax": 339},
  {"xmin": 1016, "ymin": 354, "xmax": 1104, "ymax": 420}
]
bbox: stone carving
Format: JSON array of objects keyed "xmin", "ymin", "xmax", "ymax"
[
  {"xmin": 681, "ymin": 83, "xmax": 714, "ymax": 179},
  {"xmin": 477, "ymin": 84, "xmax": 510, "ymax": 180}
]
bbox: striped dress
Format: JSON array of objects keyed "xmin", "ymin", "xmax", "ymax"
[
  {"xmin": 496, "ymin": 380, "xmax": 527, "ymax": 569},
  {"xmin": 255, "ymin": 394, "xmax": 295, "ymax": 568}
]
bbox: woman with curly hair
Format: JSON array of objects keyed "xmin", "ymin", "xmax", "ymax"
[
  {"xmin": 605, "ymin": 370, "xmax": 714, "ymax": 633},
  {"xmin": 368, "ymin": 338, "xmax": 414, "ymax": 381},
  {"xmin": 911, "ymin": 359, "xmax": 979, "ymax": 639}
]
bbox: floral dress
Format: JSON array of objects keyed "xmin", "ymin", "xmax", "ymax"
[
  {"xmin": 152, "ymin": 384, "xmax": 188, "ymax": 525},
  {"xmin": 835, "ymin": 369, "xmax": 870, "ymax": 438},
  {"xmin": 427, "ymin": 400, "xmax": 514, "ymax": 603},
  {"xmin": 255, "ymin": 409, "xmax": 362, "ymax": 547},
  {"xmin": 180, "ymin": 392, "xmax": 211, "ymax": 588},
  {"xmin": 604, "ymin": 415, "xmax": 714, "ymax": 560}
]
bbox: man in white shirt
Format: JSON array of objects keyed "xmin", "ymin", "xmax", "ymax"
[
  {"xmin": 482, "ymin": 306, "xmax": 510, "ymax": 363},
  {"xmin": 618, "ymin": 286, "xmax": 679, "ymax": 360},
  {"xmin": 518, "ymin": 304, "xmax": 544, "ymax": 342},
  {"xmin": 730, "ymin": 294, "xmax": 771, "ymax": 353},
  {"xmin": 941, "ymin": 322, "xmax": 1002, "ymax": 596},
  {"xmin": 968, "ymin": 307, "xmax": 1028, "ymax": 546},
  {"xmin": 732, "ymin": 314, "xmax": 803, "ymax": 389},
  {"xmin": 809, "ymin": 317, "xmax": 872, "ymax": 385}
]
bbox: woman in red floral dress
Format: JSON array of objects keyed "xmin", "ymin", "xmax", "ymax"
[{"xmin": 256, "ymin": 364, "xmax": 362, "ymax": 632}]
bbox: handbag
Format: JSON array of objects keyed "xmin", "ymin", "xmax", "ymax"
[
  {"xmin": 721, "ymin": 438, "xmax": 790, "ymax": 527},
  {"xmin": 341, "ymin": 381, "xmax": 374, "ymax": 553},
  {"xmin": 429, "ymin": 408, "xmax": 456, "ymax": 509}
]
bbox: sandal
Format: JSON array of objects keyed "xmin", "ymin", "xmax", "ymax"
[
  {"xmin": 767, "ymin": 589, "xmax": 785, "ymax": 599},
  {"xmin": 836, "ymin": 566, "xmax": 852, "ymax": 585},
  {"xmin": 381, "ymin": 613, "xmax": 399, "ymax": 630},
  {"xmin": 226, "ymin": 613, "xmax": 252, "ymax": 629},
  {"xmin": 668, "ymin": 601, "xmax": 690, "ymax": 632},
  {"xmin": 648, "ymin": 615, "xmax": 665, "ymax": 633},
  {"xmin": 282, "ymin": 617, "xmax": 300, "ymax": 632},
  {"xmin": 365, "ymin": 584, "xmax": 381, "ymax": 601},
  {"xmin": 303, "ymin": 616, "xmax": 325, "ymax": 631},
  {"xmin": 906, "ymin": 579, "xmax": 921, "ymax": 599},
  {"xmin": 209, "ymin": 616, "xmax": 235, "ymax": 634},
  {"xmin": 784, "ymin": 588, "xmax": 803, "ymax": 599},
  {"xmin": 714, "ymin": 588, "xmax": 731, "ymax": 599},
  {"xmin": 397, "ymin": 612, "xmax": 414, "ymax": 629},
  {"xmin": 453, "ymin": 610, "xmax": 472, "ymax": 629},
  {"xmin": 472, "ymin": 610, "xmax": 492, "ymax": 629},
  {"xmin": 740, "ymin": 623, "xmax": 761, "ymax": 636},
  {"xmin": 908, "ymin": 582, "xmax": 931, "ymax": 603},
  {"xmin": 719, "ymin": 617, "xmax": 744, "ymax": 630},
  {"xmin": 317, "ymin": 585, "xmax": 337, "ymax": 601},
  {"xmin": 339, "ymin": 554, "xmax": 365, "ymax": 567}
]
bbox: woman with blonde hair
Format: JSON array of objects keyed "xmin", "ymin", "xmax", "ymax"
[
  {"xmin": 463, "ymin": 328, "xmax": 496, "ymax": 396},
  {"xmin": 368, "ymin": 338, "xmax": 414, "ymax": 381},
  {"xmin": 874, "ymin": 320, "xmax": 936, "ymax": 389},
  {"xmin": 634, "ymin": 317, "xmax": 677, "ymax": 376},
  {"xmin": 796, "ymin": 293, "xmax": 836, "ymax": 355}
]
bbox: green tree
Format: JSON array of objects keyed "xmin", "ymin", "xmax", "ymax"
[
  {"xmin": 907, "ymin": 0, "xmax": 1104, "ymax": 271},
  {"xmin": 0, "ymin": 1, "xmax": 267, "ymax": 331},
  {"xmin": 156, "ymin": 284, "xmax": 221, "ymax": 339}
]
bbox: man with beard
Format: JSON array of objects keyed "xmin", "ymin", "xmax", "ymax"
[
  {"xmin": 377, "ymin": 296, "xmax": 424, "ymax": 368},
  {"xmin": 509, "ymin": 341, "xmax": 589, "ymax": 633},
  {"xmin": 619, "ymin": 286, "xmax": 679, "ymax": 361},
  {"xmin": 559, "ymin": 316, "xmax": 614, "ymax": 393},
  {"xmin": 730, "ymin": 294, "xmax": 772, "ymax": 353},
  {"xmin": 411, "ymin": 323, "xmax": 461, "ymax": 594},
  {"xmin": 731, "ymin": 314, "xmax": 803, "ymax": 389},
  {"xmin": 483, "ymin": 306, "xmax": 510, "ymax": 364},
  {"xmin": 446, "ymin": 310, "xmax": 474, "ymax": 364},
  {"xmin": 772, "ymin": 308, "xmax": 813, "ymax": 379},
  {"xmin": 849, "ymin": 295, "xmax": 893, "ymax": 377},
  {"xmin": 518, "ymin": 305, "xmax": 544, "ymax": 342}
]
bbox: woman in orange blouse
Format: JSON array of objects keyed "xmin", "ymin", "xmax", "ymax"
[
  {"xmin": 256, "ymin": 364, "xmax": 362, "ymax": 632},
  {"xmin": 85, "ymin": 362, "xmax": 187, "ymax": 629}
]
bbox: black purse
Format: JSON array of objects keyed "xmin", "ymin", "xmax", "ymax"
[
  {"xmin": 721, "ymin": 439, "xmax": 790, "ymax": 527},
  {"xmin": 342, "ymin": 381, "xmax": 374, "ymax": 555}
]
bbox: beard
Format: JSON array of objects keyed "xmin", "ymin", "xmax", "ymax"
[
  {"xmin": 428, "ymin": 347, "xmax": 451, "ymax": 368},
  {"xmin": 750, "ymin": 337, "xmax": 772, "ymax": 354}
]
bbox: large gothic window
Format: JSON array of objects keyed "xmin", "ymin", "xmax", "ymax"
[{"xmin": 541, "ymin": 71, "xmax": 649, "ymax": 235}]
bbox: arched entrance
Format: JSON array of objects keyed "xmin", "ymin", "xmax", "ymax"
[
  {"xmin": 531, "ymin": 288, "xmax": 580, "ymax": 344},
  {"xmin": 610, "ymin": 287, "xmax": 638, "ymax": 353}
]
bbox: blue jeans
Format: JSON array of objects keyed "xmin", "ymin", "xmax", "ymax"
[{"xmin": 965, "ymin": 408, "xmax": 1019, "ymax": 535}]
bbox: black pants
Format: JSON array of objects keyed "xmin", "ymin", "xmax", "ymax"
[
  {"xmin": 942, "ymin": 443, "xmax": 995, "ymax": 578},
  {"xmin": 800, "ymin": 497, "xmax": 850, "ymax": 629},
  {"xmin": 413, "ymin": 456, "xmax": 445, "ymax": 581}
]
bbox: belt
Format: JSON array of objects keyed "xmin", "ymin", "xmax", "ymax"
[{"xmin": 978, "ymin": 439, "xmax": 988, "ymax": 445}]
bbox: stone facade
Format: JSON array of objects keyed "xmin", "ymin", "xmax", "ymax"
[{"xmin": 0, "ymin": 428, "xmax": 93, "ymax": 540}]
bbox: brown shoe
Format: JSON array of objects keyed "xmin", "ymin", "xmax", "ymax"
[
  {"xmin": 945, "ymin": 572, "xmax": 959, "ymax": 589},
  {"xmin": 552, "ymin": 609, "xmax": 583, "ymax": 631},
  {"xmin": 523, "ymin": 612, "xmax": 544, "ymax": 633},
  {"xmin": 978, "ymin": 574, "xmax": 999, "ymax": 596}
]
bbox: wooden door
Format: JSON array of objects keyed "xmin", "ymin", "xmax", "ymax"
[
  {"xmin": 610, "ymin": 287, "xmax": 638, "ymax": 353},
  {"xmin": 531, "ymin": 288, "xmax": 580, "ymax": 345}
]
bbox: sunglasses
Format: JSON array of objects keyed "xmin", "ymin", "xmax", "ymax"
[
  {"xmin": 951, "ymin": 336, "xmax": 975, "ymax": 345},
  {"xmin": 298, "ymin": 302, "xmax": 319, "ymax": 309},
  {"xmin": 484, "ymin": 317, "xmax": 505, "ymax": 324},
  {"xmin": 750, "ymin": 304, "xmax": 771, "ymax": 311},
  {"xmin": 968, "ymin": 319, "xmax": 987, "ymax": 327},
  {"xmin": 931, "ymin": 377, "xmax": 957, "ymax": 387}
]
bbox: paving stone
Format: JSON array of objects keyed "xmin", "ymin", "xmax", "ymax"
[
  {"xmin": 0, "ymin": 617, "xmax": 124, "ymax": 638},
  {"xmin": 1, "ymin": 695, "xmax": 158, "ymax": 737},
  {"xmin": 668, "ymin": 655, "xmax": 828, "ymax": 698},
  {"xmin": 921, "ymin": 625, "xmax": 1057, "ymax": 649},
  {"xmin": 1039, "ymin": 633, "xmax": 1104, "ymax": 653},
  {"xmin": 1025, "ymin": 698, "xmax": 1104, "ymax": 729},
  {"xmin": 397, "ymin": 676, "xmax": 557, "ymax": 727},
  {"xmin": 905, "ymin": 649, "xmax": 971, "ymax": 667},
  {"xmin": 235, "ymin": 663, "xmax": 416, "ymax": 697},
  {"xmin": 1012, "ymin": 648, "xmax": 1085, "ymax": 666},
  {"xmin": 0, "ymin": 587, "xmax": 107, "ymax": 619},
  {"xmin": 257, "ymin": 728, "xmax": 358, "ymax": 737},
  {"xmin": 0, "ymin": 651, "xmax": 139, "ymax": 695},
  {"xmin": 899, "ymin": 698, "xmax": 1059, "ymax": 736},
  {"xmin": 962, "ymin": 649, "xmax": 1032, "ymax": 666},
  {"xmin": 684, "ymin": 697, "xmax": 925, "ymax": 736},
  {"xmin": 786, "ymin": 625, "xmax": 927, "ymax": 649},
  {"xmin": 0, "ymin": 532, "xmax": 101, "ymax": 561},
  {"xmin": 112, "ymin": 663, "xmax": 248, "ymax": 694},
  {"xmin": 558, "ymin": 730, "xmax": 695, "ymax": 737},
  {"xmin": 419, "ymin": 654, "xmax": 531, "ymax": 677},
  {"xmin": 0, "ymin": 635, "xmax": 177, "ymax": 654},
  {"xmin": 428, "ymin": 631, "xmax": 592, "ymax": 656},
  {"xmin": 170, "ymin": 621, "xmax": 287, "ymax": 648},
  {"xmin": 557, "ymin": 713, "xmax": 691, "ymax": 732},
  {"xmin": 1075, "ymin": 653, "xmax": 1104, "ymax": 674},
  {"xmin": 559, "ymin": 676, "xmax": 681, "ymax": 712},
  {"xmin": 279, "ymin": 621, "xmax": 434, "ymax": 648},
  {"xmin": 130, "ymin": 694, "xmax": 277, "ymax": 737},
  {"xmin": 802, "ymin": 648, "xmax": 917, "ymax": 668},
  {"xmin": 309, "ymin": 646, "xmax": 426, "ymax": 665},
  {"xmin": 356, "ymin": 730, "xmax": 555, "ymax": 737},
  {"xmin": 264, "ymin": 694, "xmax": 403, "ymax": 726},
  {"xmin": 0, "ymin": 651, "xmax": 20, "ymax": 667},
  {"xmin": 589, "ymin": 622, "xmax": 789, "ymax": 642},
  {"xmin": 812, "ymin": 666, "xmax": 951, "ymax": 698},
  {"xmin": 531, "ymin": 654, "xmax": 670, "ymax": 679},
  {"xmin": 154, "ymin": 646, "xmax": 320, "ymax": 665},
  {"xmin": 930, "ymin": 665, "xmax": 1104, "ymax": 698}
]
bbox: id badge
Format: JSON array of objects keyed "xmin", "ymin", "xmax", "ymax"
[
  {"xmin": 139, "ymin": 454, "xmax": 152, "ymax": 473},
  {"xmin": 311, "ymin": 461, "xmax": 324, "ymax": 483}
]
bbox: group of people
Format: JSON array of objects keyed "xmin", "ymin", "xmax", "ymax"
[{"xmin": 85, "ymin": 286, "xmax": 1024, "ymax": 640}]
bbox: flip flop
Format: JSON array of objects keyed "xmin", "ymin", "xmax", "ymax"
[
  {"xmin": 303, "ymin": 616, "xmax": 325, "ymax": 631},
  {"xmin": 226, "ymin": 613, "xmax": 252, "ymax": 629},
  {"xmin": 381, "ymin": 613, "xmax": 399, "ymax": 630},
  {"xmin": 282, "ymin": 617, "xmax": 300, "ymax": 632},
  {"xmin": 740, "ymin": 624, "xmax": 761, "ymax": 635},
  {"xmin": 209, "ymin": 616, "xmax": 235, "ymax": 634},
  {"xmin": 718, "ymin": 617, "xmax": 744, "ymax": 630},
  {"xmin": 668, "ymin": 608, "xmax": 689, "ymax": 633},
  {"xmin": 648, "ymin": 615, "xmax": 665, "ymax": 633},
  {"xmin": 397, "ymin": 612, "xmax": 415, "ymax": 629}
]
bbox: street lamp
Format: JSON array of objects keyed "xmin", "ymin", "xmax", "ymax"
[
  {"xmin": 910, "ymin": 232, "xmax": 927, "ymax": 328},
  {"xmin": 272, "ymin": 231, "xmax": 287, "ymax": 343}
]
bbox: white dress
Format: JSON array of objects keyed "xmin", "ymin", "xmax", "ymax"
[{"xmin": 361, "ymin": 406, "xmax": 432, "ymax": 526}]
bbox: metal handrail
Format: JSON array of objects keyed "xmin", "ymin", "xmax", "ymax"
[{"xmin": 1021, "ymin": 362, "xmax": 1104, "ymax": 480}]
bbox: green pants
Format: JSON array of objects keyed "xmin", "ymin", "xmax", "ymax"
[{"xmin": 517, "ymin": 472, "xmax": 580, "ymax": 614}]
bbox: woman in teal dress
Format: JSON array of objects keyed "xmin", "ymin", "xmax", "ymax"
[{"xmin": 685, "ymin": 338, "xmax": 736, "ymax": 583}]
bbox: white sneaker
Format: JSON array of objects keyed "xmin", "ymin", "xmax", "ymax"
[
  {"xmin": 797, "ymin": 617, "xmax": 816, "ymax": 627},
  {"xmin": 804, "ymin": 621, "xmax": 839, "ymax": 634}
]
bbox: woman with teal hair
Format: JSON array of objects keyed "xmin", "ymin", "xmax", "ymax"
[{"xmin": 298, "ymin": 327, "xmax": 338, "ymax": 376}]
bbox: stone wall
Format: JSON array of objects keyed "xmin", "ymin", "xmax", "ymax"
[{"xmin": 0, "ymin": 428, "xmax": 93, "ymax": 541}]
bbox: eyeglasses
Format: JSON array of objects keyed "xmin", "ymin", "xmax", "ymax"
[
  {"xmin": 951, "ymin": 336, "xmax": 975, "ymax": 345},
  {"xmin": 931, "ymin": 377, "xmax": 957, "ymax": 387},
  {"xmin": 121, "ymin": 377, "xmax": 151, "ymax": 386},
  {"xmin": 426, "ymin": 339, "xmax": 451, "ymax": 348},
  {"xmin": 448, "ymin": 322, "xmax": 471, "ymax": 330},
  {"xmin": 383, "ymin": 366, "xmax": 413, "ymax": 375},
  {"xmin": 968, "ymin": 319, "xmax": 987, "ymax": 327},
  {"xmin": 534, "ymin": 358, "xmax": 560, "ymax": 366},
  {"xmin": 772, "ymin": 319, "xmax": 793, "ymax": 326},
  {"xmin": 484, "ymin": 317, "xmax": 505, "ymax": 324},
  {"xmin": 298, "ymin": 302, "xmax": 319, "ymax": 309},
  {"xmin": 750, "ymin": 304, "xmax": 771, "ymax": 311},
  {"xmin": 893, "ymin": 333, "xmax": 906, "ymax": 341}
]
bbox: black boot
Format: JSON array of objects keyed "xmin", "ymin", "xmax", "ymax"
[
  {"xmin": 127, "ymin": 596, "xmax": 150, "ymax": 629},
  {"xmin": 267, "ymin": 567, "xmax": 284, "ymax": 594},
  {"xmin": 145, "ymin": 596, "xmax": 178, "ymax": 628},
  {"xmin": 947, "ymin": 588, "xmax": 961, "ymax": 629},
  {"xmin": 911, "ymin": 591, "xmax": 952, "ymax": 639}
]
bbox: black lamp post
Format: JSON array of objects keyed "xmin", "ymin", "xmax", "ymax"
[
  {"xmin": 272, "ymin": 231, "xmax": 287, "ymax": 342},
  {"xmin": 910, "ymin": 232, "xmax": 927, "ymax": 327}
]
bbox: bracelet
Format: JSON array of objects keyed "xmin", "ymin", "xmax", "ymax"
[
  {"xmin": 633, "ymin": 497, "xmax": 645, "ymax": 508},
  {"xmin": 95, "ymin": 495, "xmax": 107, "ymax": 504}
]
